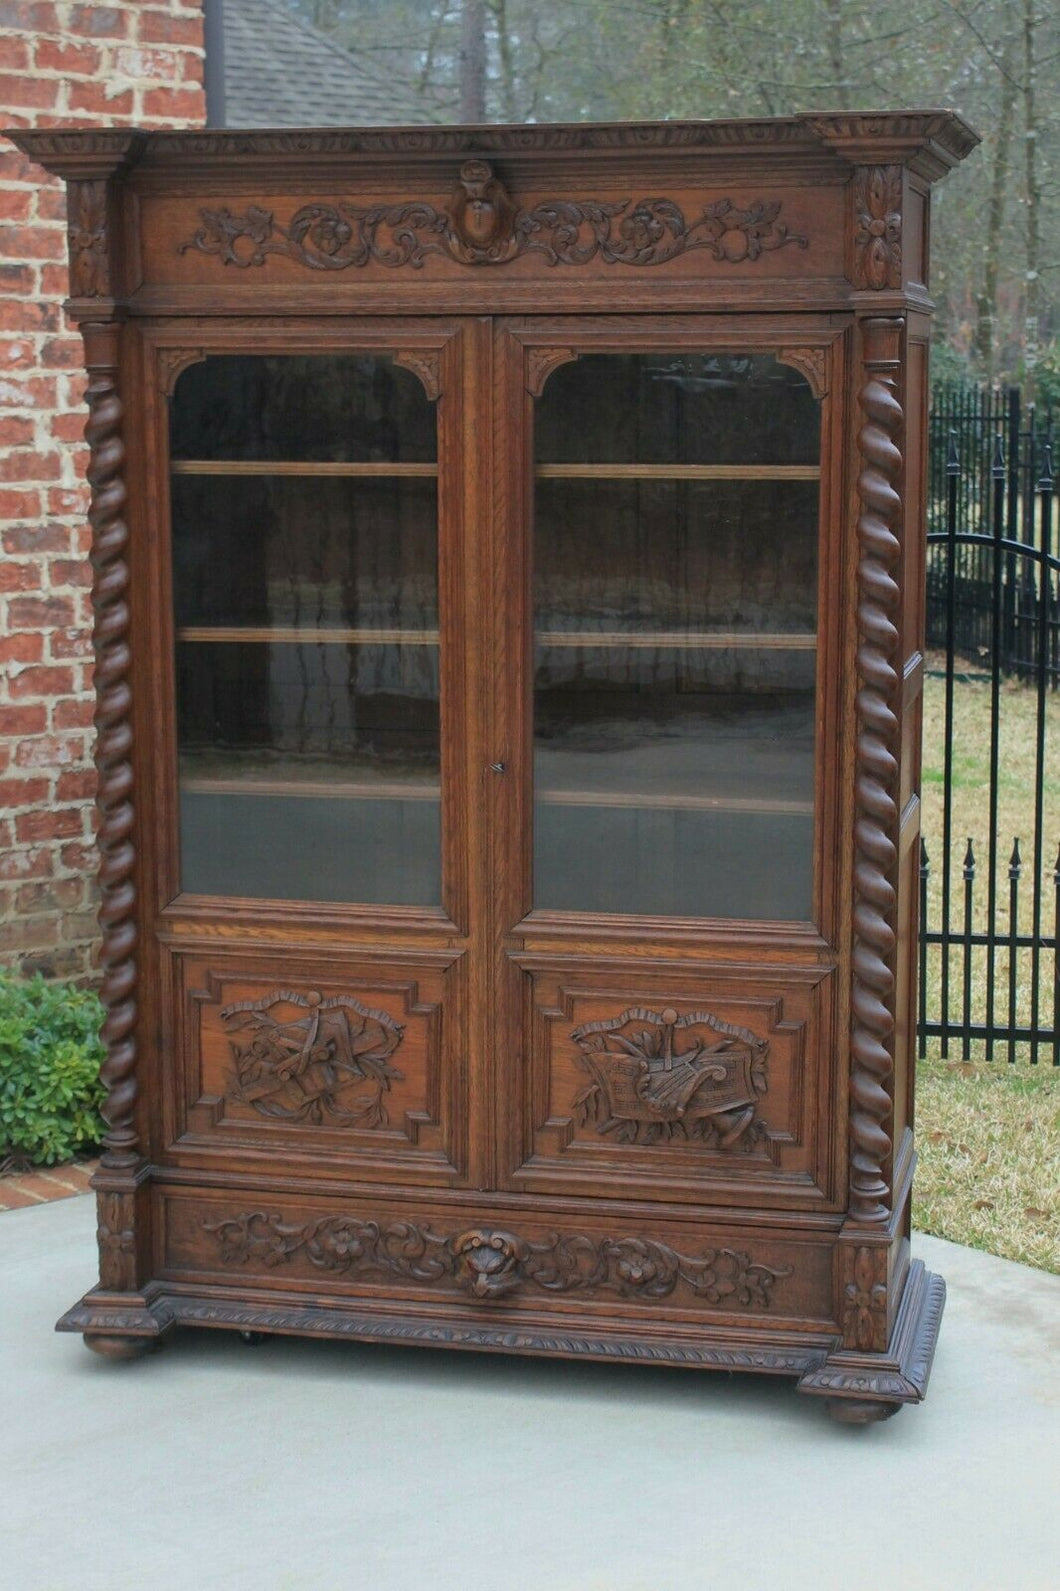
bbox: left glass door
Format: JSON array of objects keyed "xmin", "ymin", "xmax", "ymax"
[{"xmin": 169, "ymin": 352, "xmax": 441, "ymax": 905}]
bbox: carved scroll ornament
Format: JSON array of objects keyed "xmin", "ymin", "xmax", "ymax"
[
  {"xmin": 222, "ymin": 989, "xmax": 404, "ymax": 1128},
  {"xmin": 178, "ymin": 161, "xmax": 808, "ymax": 272},
  {"xmin": 571, "ymin": 1006, "xmax": 768, "ymax": 1150},
  {"xmin": 205, "ymin": 1213, "xmax": 791, "ymax": 1309}
]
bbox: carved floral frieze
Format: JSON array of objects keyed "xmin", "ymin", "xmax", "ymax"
[
  {"xmin": 571, "ymin": 1006, "xmax": 769, "ymax": 1149},
  {"xmin": 204, "ymin": 1212, "xmax": 791, "ymax": 1308},
  {"xmin": 178, "ymin": 161, "xmax": 808, "ymax": 272},
  {"xmin": 221, "ymin": 989, "xmax": 404, "ymax": 1128}
]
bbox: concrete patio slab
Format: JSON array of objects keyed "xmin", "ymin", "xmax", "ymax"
[{"xmin": 1, "ymin": 1196, "xmax": 1056, "ymax": 1591}]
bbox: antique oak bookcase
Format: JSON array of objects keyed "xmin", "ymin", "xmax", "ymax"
[{"xmin": 13, "ymin": 112, "xmax": 977, "ymax": 1421}]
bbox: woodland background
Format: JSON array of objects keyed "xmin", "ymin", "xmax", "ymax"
[{"xmin": 287, "ymin": 0, "xmax": 1058, "ymax": 394}]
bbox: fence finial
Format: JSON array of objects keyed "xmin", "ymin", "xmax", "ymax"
[
  {"xmin": 947, "ymin": 429, "xmax": 961, "ymax": 476},
  {"xmin": 963, "ymin": 837, "xmax": 976, "ymax": 879},
  {"xmin": 1009, "ymin": 837, "xmax": 1022, "ymax": 879},
  {"xmin": 991, "ymin": 432, "xmax": 1005, "ymax": 477},
  {"xmin": 1038, "ymin": 443, "xmax": 1054, "ymax": 490}
]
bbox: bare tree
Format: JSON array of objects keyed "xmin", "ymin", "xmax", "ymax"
[{"xmin": 459, "ymin": 0, "xmax": 488, "ymax": 120}]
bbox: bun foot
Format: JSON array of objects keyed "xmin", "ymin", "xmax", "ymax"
[
  {"xmin": 83, "ymin": 1333, "xmax": 159, "ymax": 1361},
  {"xmin": 825, "ymin": 1397, "xmax": 902, "ymax": 1425}
]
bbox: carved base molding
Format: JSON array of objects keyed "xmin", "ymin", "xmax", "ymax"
[
  {"xmin": 56, "ymin": 1259, "xmax": 945, "ymax": 1421},
  {"xmin": 796, "ymin": 1260, "xmax": 945, "ymax": 1413}
]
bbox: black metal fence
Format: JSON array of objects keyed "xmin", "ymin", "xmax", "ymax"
[{"xmin": 920, "ymin": 385, "xmax": 1058, "ymax": 1062}]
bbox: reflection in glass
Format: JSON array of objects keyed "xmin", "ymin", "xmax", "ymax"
[
  {"xmin": 171, "ymin": 354, "xmax": 441, "ymax": 905},
  {"xmin": 533, "ymin": 354, "xmax": 820, "ymax": 921}
]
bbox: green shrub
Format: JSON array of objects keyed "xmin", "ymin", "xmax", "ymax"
[{"xmin": 0, "ymin": 970, "xmax": 107, "ymax": 1167}]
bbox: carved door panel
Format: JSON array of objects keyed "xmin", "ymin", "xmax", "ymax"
[
  {"xmin": 489, "ymin": 320, "xmax": 847, "ymax": 1209},
  {"xmin": 150, "ymin": 325, "xmax": 486, "ymax": 1187}
]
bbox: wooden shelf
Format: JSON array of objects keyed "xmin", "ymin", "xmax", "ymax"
[
  {"xmin": 537, "ymin": 630, "xmax": 816, "ymax": 650},
  {"xmin": 176, "ymin": 627, "xmax": 813, "ymax": 650},
  {"xmin": 170, "ymin": 461, "xmax": 816, "ymax": 482},
  {"xmin": 180, "ymin": 774, "xmax": 811, "ymax": 816},
  {"xmin": 177, "ymin": 626, "xmax": 440, "ymax": 645},
  {"xmin": 535, "ymin": 463, "xmax": 820, "ymax": 480},
  {"xmin": 171, "ymin": 460, "xmax": 438, "ymax": 477}
]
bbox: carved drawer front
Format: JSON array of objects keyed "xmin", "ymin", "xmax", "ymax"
[
  {"xmin": 157, "ymin": 1188, "xmax": 835, "ymax": 1332},
  {"xmin": 506, "ymin": 958, "xmax": 839, "ymax": 1208},
  {"xmin": 164, "ymin": 949, "xmax": 466, "ymax": 1182}
]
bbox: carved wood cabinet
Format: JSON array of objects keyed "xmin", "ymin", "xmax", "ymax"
[{"xmin": 13, "ymin": 111, "xmax": 977, "ymax": 1421}]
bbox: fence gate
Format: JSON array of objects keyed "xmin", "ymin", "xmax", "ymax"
[{"xmin": 921, "ymin": 385, "xmax": 1058, "ymax": 1063}]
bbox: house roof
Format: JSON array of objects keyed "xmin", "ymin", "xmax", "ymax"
[{"xmin": 222, "ymin": 0, "xmax": 436, "ymax": 127}]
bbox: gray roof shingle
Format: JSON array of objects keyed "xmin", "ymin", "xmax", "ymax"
[{"xmin": 223, "ymin": 0, "xmax": 436, "ymax": 127}]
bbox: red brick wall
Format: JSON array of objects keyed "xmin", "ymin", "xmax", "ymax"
[{"xmin": 1, "ymin": 2, "xmax": 205, "ymax": 978}]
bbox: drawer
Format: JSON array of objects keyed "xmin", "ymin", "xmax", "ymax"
[
  {"xmin": 156, "ymin": 1185, "xmax": 837, "ymax": 1334},
  {"xmin": 502, "ymin": 954, "xmax": 842, "ymax": 1209}
]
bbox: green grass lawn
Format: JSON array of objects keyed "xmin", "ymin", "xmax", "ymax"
[{"xmin": 915, "ymin": 660, "xmax": 1058, "ymax": 1271}]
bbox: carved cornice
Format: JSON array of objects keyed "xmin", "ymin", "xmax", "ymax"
[
  {"xmin": 204, "ymin": 1211, "xmax": 791, "ymax": 1309},
  {"xmin": 176, "ymin": 179, "xmax": 809, "ymax": 273},
  {"xmin": 5, "ymin": 127, "xmax": 144, "ymax": 181},
  {"xmin": 848, "ymin": 317, "xmax": 904, "ymax": 1225},
  {"xmin": 7, "ymin": 113, "xmax": 978, "ymax": 177}
]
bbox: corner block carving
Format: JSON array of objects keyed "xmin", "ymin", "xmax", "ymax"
[
  {"xmin": 853, "ymin": 166, "xmax": 902, "ymax": 291},
  {"xmin": 221, "ymin": 990, "xmax": 404, "ymax": 1128},
  {"xmin": 842, "ymin": 1244, "xmax": 889, "ymax": 1352},
  {"xmin": 96, "ymin": 1190, "xmax": 137, "ymax": 1291},
  {"xmin": 777, "ymin": 346, "xmax": 829, "ymax": 399},
  {"xmin": 571, "ymin": 1006, "xmax": 769, "ymax": 1149},
  {"xmin": 392, "ymin": 349, "xmax": 442, "ymax": 401},
  {"xmin": 204, "ymin": 1212, "xmax": 791, "ymax": 1309},
  {"xmin": 178, "ymin": 164, "xmax": 809, "ymax": 272},
  {"xmin": 67, "ymin": 179, "xmax": 109, "ymax": 298}
]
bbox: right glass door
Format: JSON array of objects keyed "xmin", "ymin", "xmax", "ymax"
[{"xmin": 532, "ymin": 351, "xmax": 821, "ymax": 922}]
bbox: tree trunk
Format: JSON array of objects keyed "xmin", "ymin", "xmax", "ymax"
[
  {"xmin": 460, "ymin": 0, "xmax": 488, "ymax": 122},
  {"xmin": 826, "ymin": 0, "xmax": 848, "ymax": 108},
  {"xmin": 1022, "ymin": 0, "xmax": 1042, "ymax": 400},
  {"xmin": 975, "ymin": 38, "xmax": 1017, "ymax": 384}
]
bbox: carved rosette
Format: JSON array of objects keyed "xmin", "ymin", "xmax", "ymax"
[
  {"xmin": 178, "ymin": 168, "xmax": 808, "ymax": 272},
  {"xmin": 842, "ymin": 1244, "xmax": 889, "ymax": 1352},
  {"xmin": 82, "ymin": 322, "xmax": 138, "ymax": 1171},
  {"xmin": 204, "ymin": 1213, "xmax": 791, "ymax": 1309},
  {"xmin": 97, "ymin": 1190, "xmax": 137, "ymax": 1291},
  {"xmin": 67, "ymin": 179, "xmax": 110, "ymax": 298},
  {"xmin": 849, "ymin": 318, "xmax": 904, "ymax": 1224},
  {"xmin": 853, "ymin": 166, "xmax": 902, "ymax": 291}
]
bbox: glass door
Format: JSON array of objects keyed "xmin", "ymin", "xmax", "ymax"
[
  {"xmin": 531, "ymin": 350, "xmax": 821, "ymax": 922},
  {"xmin": 168, "ymin": 351, "xmax": 443, "ymax": 907}
]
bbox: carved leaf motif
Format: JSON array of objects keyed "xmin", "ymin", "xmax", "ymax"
[
  {"xmin": 853, "ymin": 166, "xmax": 902, "ymax": 291},
  {"xmin": 221, "ymin": 989, "xmax": 404, "ymax": 1128},
  {"xmin": 67, "ymin": 179, "xmax": 109, "ymax": 297},
  {"xmin": 570, "ymin": 1006, "xmax": 769, "ymax": 1150},
  {"xmin": 203, "ymin": 1213, "xmax": 791, "ymax": 1309},
  {"xmin": 178, "ymin": 171, "xmax": 808, "ymax": 273}
]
